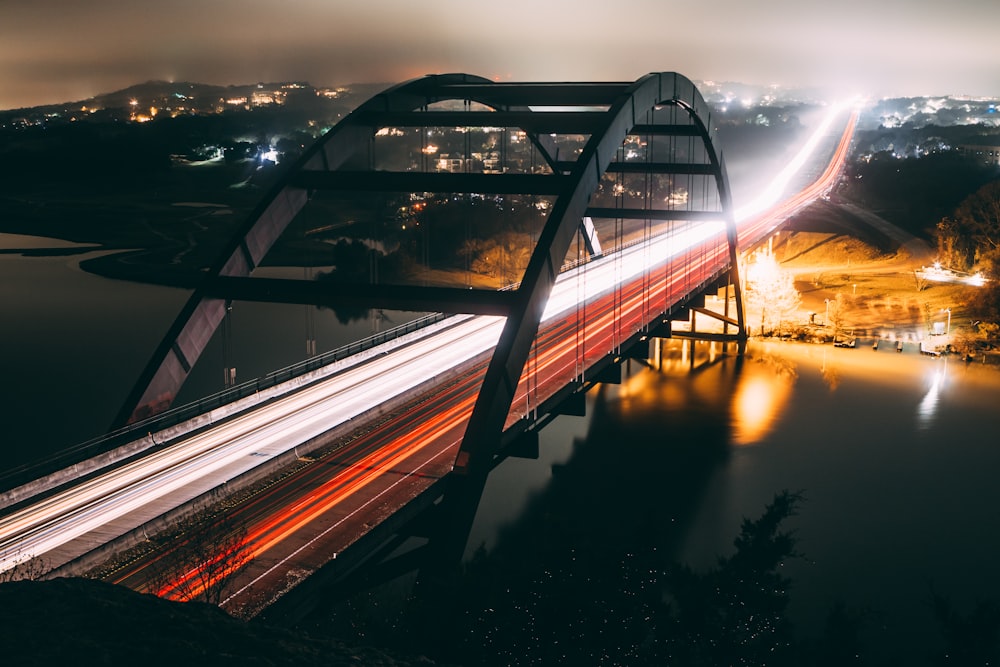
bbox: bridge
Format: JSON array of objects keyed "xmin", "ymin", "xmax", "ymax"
[{"xmin": 0, "ymin": 73, "xmax": 855, "ymax": 614}]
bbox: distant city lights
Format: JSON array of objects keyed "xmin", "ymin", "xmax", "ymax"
[{"xmin": 260, "ymin": 147, "xmax": 280, "ymax": 164}]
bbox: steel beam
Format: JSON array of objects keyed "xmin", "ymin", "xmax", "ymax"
[
  {"xmin": 628, "ymin": 123, "xmax": 702, "ymax": 136},
  {"xmin": 436, "ymin": 82, "xmax": 630, "ymax": 107},
  {"xmin": 605, "ymin": 162, "xmax": 716, "ymax": 175},
  {"xmin": 584, "ymin": 207, "xmax": 723, "ymax": 221},
  {"xmin": 204, "ymin": 276, "xmax": 516, "ymax": 316},
  {"xmin": 356, "ymin": 110, "xmax": 605, "ymax": 135},
  {"xmin": 288, "ymin": 170, "xmax": 572, "ymax": 195}
]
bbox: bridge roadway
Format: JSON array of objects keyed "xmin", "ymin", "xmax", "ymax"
[{"xmin": 0, "ymin": 105, "xmax": 856, "ymax": 612}]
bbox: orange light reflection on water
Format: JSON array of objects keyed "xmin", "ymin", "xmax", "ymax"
[
  {"xmin": 618, "ymin": 340, "xmax": 795, "ymax": 447},
  {"xmin": 731, "ymin": 370, "xmax": 793, "ymax": 446}
]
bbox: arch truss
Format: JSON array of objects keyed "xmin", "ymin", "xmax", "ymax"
[{"xmin": 118, "ymin": 72, "xmax": 746, "ymax": 476}]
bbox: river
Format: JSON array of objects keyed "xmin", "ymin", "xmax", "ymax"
[{"xmin": 3, "ymin": 234, "xmax": 1000, "ymax": 662}]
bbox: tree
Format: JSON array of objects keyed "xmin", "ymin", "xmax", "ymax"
[
  {"xmin": 0, "ymin": 549, "xmax": 46, "ymax": 583},
  {"xmin": 936, "ymin": 216, "xmax": 977, "ymax": 271},
  {"xmin": 950, "ymin": 328, "xmax": 982, "ymax": 359},
  {"xmin": 662, "ymin": 491, "xmax": 803, "ymax": 665},
  {"xmin": 744, "ymin": 252, "xmax": 802, "ymax": 336},
  {"xmin": 149, "ymin": 508, "xmax": 253, "ymax": 606},
  {"xmin": 827, "ymin": 293, "xmax": 850, "ymax": 339},
  {"xmin": 461, "ymin": 231, "xmax": 532, "ymax": 286},
  {"xmin": 930, "ymin": 594, "xmax": 1000, "ymax": 665},
  {"xmin": 936, "ymin": 179, "xmax": 1000, "ymax": 271}
]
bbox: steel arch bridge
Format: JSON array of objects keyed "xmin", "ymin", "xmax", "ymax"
[{"xmin": 118, "ymin": 71, "xmax": 746, "ymax": 477}]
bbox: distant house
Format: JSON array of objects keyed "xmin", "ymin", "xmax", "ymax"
[{"xmin": 957, "ymin": 144, "xmax": 1000, "ymax": 165}]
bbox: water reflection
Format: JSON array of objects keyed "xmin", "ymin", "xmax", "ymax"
[
  {"xmin": 819, "ymin": 347, "xmax": 841, "ymax": 390},
  {"xmin": 648, "ymin": 339, "xmax": 797, "ymax": 447},
  {"xmin": 0, "ymin": 241, "xmax": 190, "ymax": 465},
  {"xmin": 732, "ymin": 353, "xmax": 796, "ymax": 446},
  {"xmin": 916, "ymin": 358, "xmax": 946, "ymax": 430},
  {"xmin": 732, "ymin": 372, "xmax": 791, "ymax": 445},
  {"xmin": 0, "ymin": 233, "xmax": 98, "ymax": 252}
]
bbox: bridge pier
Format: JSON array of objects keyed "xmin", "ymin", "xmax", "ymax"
[{"xmin": 660, "ymin": 281, "xmax": 746, "ymax": 350}]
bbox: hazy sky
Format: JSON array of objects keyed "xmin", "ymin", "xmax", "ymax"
[{"xmin": 2, "ymin": 0, "xmax": 998, "ymax": 110}]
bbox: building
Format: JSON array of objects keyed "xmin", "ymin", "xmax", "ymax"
[{"xmin": 958, "ymin": 144, "xmax": 1000, "ymax": 165}]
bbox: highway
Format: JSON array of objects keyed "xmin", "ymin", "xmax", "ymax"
[{"xmin": 0, "ymin": 103, "xmax": 856, "ymax": 586}]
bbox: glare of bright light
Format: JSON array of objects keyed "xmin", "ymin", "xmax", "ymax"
[
  {"xmin": 916, "ymin": 365, "xmax": 945, "ymax": 430},
  {"xmin": 735, "ymin": 101, "xmax": 849, "ymax": 221},
  {"xmin": 542, "ymin": 220, "xmax": 726, "ymax": 321},
  {"xmin": 967, "ymin": 272, "xmax": 988, "ymax": 287},
  {"xmin": 745, "ymin": 251, "xmax": 780, "ymax": 284},
  {"xmin": 261, "ymin": 147, "xmax": 279, "ymax": 164}
]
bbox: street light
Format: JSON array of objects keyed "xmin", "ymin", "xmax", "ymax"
[
  {"xmin": 942, "ymin": 307, "xmax": 951, "ymax": 335},
  {"xmin": 824, "ymin": 298, "xmax": 830, "ymax": 325}
]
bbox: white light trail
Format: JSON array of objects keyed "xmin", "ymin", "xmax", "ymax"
[{"xmin": 735, "ymin": 102, "xmax": 848, "ymax": 221}]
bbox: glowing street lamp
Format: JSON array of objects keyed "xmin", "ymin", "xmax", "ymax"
[{"xmin": 942, "ymin": 307, "xmax": 951, "ymax": 335}]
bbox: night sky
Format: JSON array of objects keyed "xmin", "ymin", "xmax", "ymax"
[{"xmin": 2, "ymin": 0, "xmax": 998, "ymax": 110}]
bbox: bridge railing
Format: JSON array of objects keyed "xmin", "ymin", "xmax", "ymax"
[{"xmin": 0, "ymin": 311, "xmax": 450, "ymax": 492}]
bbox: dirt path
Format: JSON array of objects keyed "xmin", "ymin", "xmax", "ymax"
[{"xmin": 835, "ymin": 202, "xmax": 935, "ymax": 264}]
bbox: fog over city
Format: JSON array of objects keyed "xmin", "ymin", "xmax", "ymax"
[{"xmin": 3, "ymin": 0, "xmax": 999, "ymax": 110}]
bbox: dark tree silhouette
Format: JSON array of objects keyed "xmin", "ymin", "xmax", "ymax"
[
  {"xmin": 0, "ymin": 550, "xmax": 47, "ymax": 583},
  {"xmin": 936, "ymin": 180, "xmax": 1000, "ymax": 271},
  {"xmin": 150, "ymin": 508, "xmax": 253, "ymax": 607},
  {"xmin": 929, "ymin": 594, "xmax": 1000, "ymax": 665},
  {"xmin": 661, "ymin": 490, "xmax": 803, "ymax": 665}
]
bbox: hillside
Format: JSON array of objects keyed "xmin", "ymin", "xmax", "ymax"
[{"xmin": 0, "ymin": 578, "xmax": 430, "ymax": 666}]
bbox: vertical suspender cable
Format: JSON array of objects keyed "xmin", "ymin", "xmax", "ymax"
[
  {"xmin": 464, "ymin": 99, "xmax": 472, "ymax": 288},
  {"xmin": 222, "ymin": 300, "xmax": 234, "ymax": 388},
  {"xmin": 581, "ymin": 210, "xmax": 588, "ymax": 383},
  {"xmin": 304, "ymin": 266, "xmax": 316, "ymax": 357},
  {"xmin": 644, "ymin": 107, "xmax": 652, "ymax": 331}
]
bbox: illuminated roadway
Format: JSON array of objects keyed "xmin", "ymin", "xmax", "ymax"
[{"xmin": 0, "ymin": 104, "xmax": 857, "ymax": 602}]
